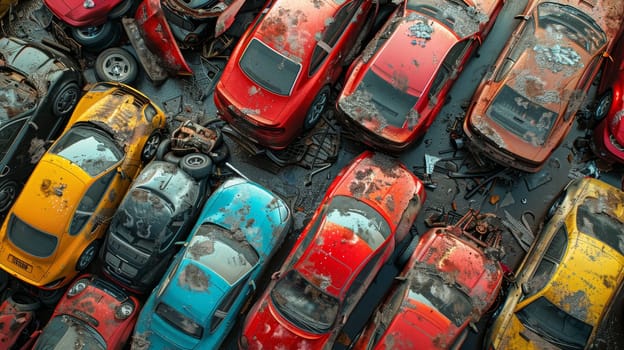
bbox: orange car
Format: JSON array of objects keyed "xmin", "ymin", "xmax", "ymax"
[
  {"xmin": 0, "ymin": 82, "xmax": 167, "ymax": 290},
  {"xmin": 463, "ymin": 0, "xmax": 624, "ymax": 172}
]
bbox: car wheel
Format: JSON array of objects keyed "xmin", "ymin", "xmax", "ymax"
[
  {"xmin": 141, "ymin": 131, "xmax": 162, "ymax": 163},
  {"xmin": 181, "ymin": 153, "xmax": 213, "ymax": 179},
  {"xmin": 71, "ymin": 22, "xmax": 120, "ymax": 49},
  {"xmin": 163, "ymin": 151, "xmax": 182, "ymax": 165},
  {"xmin": 95, "ymin": 47, "xmax": 138, "ymax": 84},
  {"xmin": 208, "ymin": 142, "xmax": 229, "ymax": 164},
  {"xmin": 155, "ymin": 138, "xmax": 171, "ymax": 161},
  {"xmin": 594, "ymin": 90, "xmax": 612, "ymax": 122},
  {"xmin": 38, "ymin": 288, "xmax": 66, "ymax": 308},
  {"xmin": 545, "ymin": 192, "xmax": 565, "ymax": 222},
  {"xmin": 8, "ymin": 292, "xmax": 41, "ymax": 312},
  {"xmin": 108, "ymin": 0, "xmax": 137, "ymax": 19},
  {"xmin": 51, "ymin": 82, "xmax": 80, "ymax": 118},
  {"xmin": 0, "ymin": 180, "xmax": 17, "ymax": 214},
  {"xmin": 303, "ymin": 86, "xmax": 330, "ymax": 131},
  {"xmin": 76, "ymin": 240, "xmax": 101, "ymax": 271}
]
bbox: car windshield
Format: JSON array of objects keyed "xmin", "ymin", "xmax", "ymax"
[
  {"xmin": 8, "ymin": 214, "xmax": 57, "ymax": 258},
  {"xmin": 487, "ymin": 84, "xmax": 557, "ymax": 146},
  {"xmin": 185, "ymin": 223, "xmax": 259, "ymax": 285},
  {"xmin": 325, "ymin": 195, "xmax": 390, "ymax": 250},
  {"xmin": 33, "ymin": 315, "xmax": 106, "ymax": 350},
  {"xmin": 271, "ymin": 270, "xmax": 339, "ymax": 334},
  {"xmin": 537, "ymin": 2, "xmax": 606, "ymax": 54},
  {"xmin": 111, "ymin": 189, "xmax": 176, "ymax": 253},
  {"xmin": 407, "ymin": 0, "xmax": 485, "ymax": 37},
  {"xmin": 409, "ymin": 266, "xmax": 472, "ymax": 326},
  {"xmin": 517, "ymin": 296, "xmax": 592, "ymax": 350},
  {"xmin": 576, "ymin": 197, "xmax": 624, "ymax": 256},
  {"xmin": 345, "ymin": 70, "xmax": 419, "ymax": 129},
  {"xmin": 51, "ymin": 125, "xmax": 123, "ymax": 176},
  {"xmin": 0, "ymin": 71, "xmax": 37, "ymax": 120},
  {"xmin": 239, "ymin": 38, "xmax": 301, "ymax": 96}
]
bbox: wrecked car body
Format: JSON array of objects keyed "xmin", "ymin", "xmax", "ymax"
[
  {"xmin": 0, "ymin": 36, "xmax": 83, "ymax": 217},
  {"xmin": 337, "ymin": 0, "xmax": 505, "ymax": 153},
  {"xmin": 239, "ymin": 151, "xmax": 426, "ymax": 349},
  {"xmin": 463, "ymin": 0, "xmax": 624, "ymax": 172},
  {"xmin": 100, "ymin": 156, "xmax": 211, "ymax": 294},
  {"xmin": 214, "ymin": 0, "xmax": 379, "ymax": 150},
  {"xmin": 32, "ymin": 274, "xmax": 139, "ymax": 350},
  {"xmin": 486, "ymin": 177, "xmax": 624, "ymax": 349},
  {"xmin": 132, "ymin": 177, "xmax": 292, "ymax": 350},
  {"xmin": 0, "ymin": 82, "xmax": 167, "ymax": 290},
  {"xmin": 352, "ymin": 209, "xmax": 504, "ymax": 349}
]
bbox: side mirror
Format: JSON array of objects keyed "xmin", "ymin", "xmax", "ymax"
[
  {"xmin": 28, "ymin": 121, "xmax": 39, "ymax": 131},
  {"xmin": 249, "ymin": 280, "xmax": 256, "ymax": 291}
]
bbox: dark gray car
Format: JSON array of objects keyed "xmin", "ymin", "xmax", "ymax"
[
  {"xmin": 100, "ymin": 157, "xmax": 212, "ymax": 293},
  {"xmin": 0, "ymin": 36, "xmax": 83, "ymax": 215}
]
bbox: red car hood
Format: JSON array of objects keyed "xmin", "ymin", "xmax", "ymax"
[
  {"xmin": 379, "ymin": 302, "xmax": 454, "ymax": 350},
  {"xmin": 44, "ymin": 0, "xmax": 118, "ymax": 26},
  {"xmin": 243, "ymin": 298, "xmax": 329, "ymax": 349},
  {"xmin": 221, "ymin": 70, "xmax": 291, "ymax": 127}
]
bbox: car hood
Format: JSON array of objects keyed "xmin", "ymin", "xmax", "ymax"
[
  {"xmin": 43, "ymin": 0, "xmax": 116, "ymax": 26},
  {"xmin": 243, "ymin": 298, "xmax": 329, "ymax": 349},
  {"xmin": 380, "ymin": 302, "xmax": 454, "ymax": 350}
]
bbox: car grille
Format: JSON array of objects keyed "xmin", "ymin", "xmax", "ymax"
[
  {"xmin": 105, "ymin": 252, "xmax": 139, "ymax": 278},
  {"xmin": 92, "ymin": 276, "xmax": 130, "ymax": 302}
]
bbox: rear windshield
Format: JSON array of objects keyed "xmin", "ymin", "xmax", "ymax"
[
  {"xmin": 240, "ymin": 38, "xmax": 301, "ymax": 96},
  {"xmin": 576, "ymin": 197, "xmax": 624, "ymax": 256},
  {"xmin": 537, "ymin": 2, "xmax": 606, "ymax": 54},
  {"xmin": 8, "ymin": 214, "xmax": 57, "ymax": 258}
]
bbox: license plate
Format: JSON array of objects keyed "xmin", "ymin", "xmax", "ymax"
[{"xmin": 9, "ymin": 254, "xmax": 32, "ymax": 272}]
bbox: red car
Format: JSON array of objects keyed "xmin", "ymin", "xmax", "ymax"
[
  {"xmin": 463, "ymin": 0, "xmax": 624, "ymax": 172},
  {"xmin": 592, "ymin": 32, "xmax": 624, "ymax": 164},
  {"xmin": 214, "ymin": 0, "xmax": 378, "ymax": 150},
  {"xmin": 351, "ymin": 221, "xmax": 504, "ymax": 350},
  {"xmin": 337, "ymin": 0, "xmax": 505, "ymax": 153},
  {"xmin": 239, "ymin": 151, "xmax": 426, "ymax": 349},
  {"xmin": 31, "ymin": 274, "xmax": 139, "ymax": 350}
]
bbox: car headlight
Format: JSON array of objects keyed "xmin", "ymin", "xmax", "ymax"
[
  {"xmin": 115, "ymin": 301, "xmax": 135, "ymax": 320},
  {"xmin": 67, "ymin": 278, "xmax": 89, "ymax": 297}
]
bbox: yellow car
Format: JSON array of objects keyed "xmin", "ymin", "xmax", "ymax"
[
  {"xmin": 0, "ymin": 0, "xmax": 17, "ymax": 18},
  {"xmin": 0, "ymin": 82, "xmax": 167, "ymax": 290},
  {"xmin": 486, "ymin": 177, "xmax": 624, "ymax": 350}
]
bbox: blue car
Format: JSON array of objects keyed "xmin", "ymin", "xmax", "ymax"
[{"xmin": 131, "ymin": 177, "xmax": 292, "ymax": 349}]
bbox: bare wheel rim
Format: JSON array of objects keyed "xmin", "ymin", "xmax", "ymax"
[
  {"xmin": 142, "ymin": 133, "xmax": 161, "ymax": 160},
  {"xmin": 102, "ymin": 53, "xmax": 133, "ymax": 81},
  {"xmin": 77, "ymin": 245, "xmax": 97, "ymax": 270},
  {"xmin": 55, "ymin": 84, "xmax": 79, "ymax": 115},
  {"xmin": 78, "ymin": 25, "xmax": 103, "ymax": 39},
  {"xmin": 595, "ymin": 92, "xmax": 612, "ymax": 121}
]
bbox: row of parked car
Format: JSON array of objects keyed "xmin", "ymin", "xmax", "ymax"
[{"xmin": 0, "ymin": 0, "xmax": 623, "ymax": 349}]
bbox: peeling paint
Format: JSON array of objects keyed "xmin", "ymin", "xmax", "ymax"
[
  {"xmin": 178, "ymin": 263, "xmax": 209, "ymax": 291},
  {"xmin": 472, "ymin": 115, "xmax": 506, "ymax": 148}
]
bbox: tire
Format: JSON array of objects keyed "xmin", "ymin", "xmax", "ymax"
[
  {"xmin": 163, "ymin": 151, "xmax": 182, "ymax": 165},
  {"xmin": 71, "ymin": 21, "xmax": 120, "ymax": 49},
  {"xmin": 51, "ymin": 82, "xmax": 80, "ymax": 118},
  {"xmin": 95, "ymin": 47, "xmax": 138, "ymax": 84},
  {"xmin": 8, "ymin": 292, "xmax": 40, "ymax": 312},
  {"xmin": 594, "ymin": 90, "xmax": 612, "ymax": 122},
  {"xmin": 108, "ymin": 0, "xmax": 137, "ymax": 19},
  {"xmin": 76, "ymin": 240, "xmax": 101, "ymax": 271},
  {"xmin": 208, "ymin": 142, "xmax": 229, "ymax": 164},
  {"xmin": 0, "ymin": 180, "xmax": 17, "ymax": 214},
  {"xmin": 141, "ymin": 131, "xmax": 162, "ymax": 163},
  {"xmin": 303, "ymin": 86, "xmax": 330, "ymax": 131},
  {"xmin": 181, "ymin": 153, "xmax": 213, "ymax": 179},
  {"xmin": 545, "ymin": 193, "xmax": 565, "ymax": 221},
  {"xmin": 38, "ymin": 288, "xmax": 65, "ymax": 308},
  {"xmin": 156, "ymin": 138, "xmax": 171, "ymax": 161}
]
